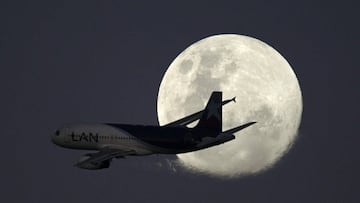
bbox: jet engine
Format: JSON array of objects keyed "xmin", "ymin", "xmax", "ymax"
[{"xmin": 75, "ymin": 154, "xmax": 111, "ymax": 170}]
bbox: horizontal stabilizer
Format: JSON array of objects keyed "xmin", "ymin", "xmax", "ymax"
[{"xmin": 223, "ymin": 122, "xmax": 256, "ymax": 134}]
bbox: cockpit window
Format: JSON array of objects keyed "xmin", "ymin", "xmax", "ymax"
[{"xmin": 55, "ymin": 130, "xmax": 60, "ymax": 136}]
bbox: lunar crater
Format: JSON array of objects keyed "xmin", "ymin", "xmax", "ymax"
[{"xmin": 180, "ymin": 59, "xmax": 193, "ymax": 74}]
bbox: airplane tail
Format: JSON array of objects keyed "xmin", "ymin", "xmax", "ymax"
[{"xmin": 195, "ymin": 91, "xmax": 222, "ymax": 135}]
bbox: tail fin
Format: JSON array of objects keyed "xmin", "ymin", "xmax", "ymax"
[{"xmin": 195, "ymin": 91, "xmax": 222, "ymax": 134}]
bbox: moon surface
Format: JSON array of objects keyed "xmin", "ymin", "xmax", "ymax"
[{"xmin": 157, "ymin": 34, "xmax": 302, "ymax": 178}]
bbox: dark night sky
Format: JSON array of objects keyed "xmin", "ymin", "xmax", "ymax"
[{"xmin": 1, "ymin": 0, "xmax": 359, "ymax": 202}]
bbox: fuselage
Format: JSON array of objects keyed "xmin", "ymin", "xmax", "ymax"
[
  {"xmin": 51, "ymin": 123, "xmax": 228, "ymax": 155},
  {"xmin": 51, "ymin": 92, "xmax": 257, "ymax": 170}
]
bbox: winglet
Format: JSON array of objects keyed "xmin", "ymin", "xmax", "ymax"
[{"xmin": 232, "ymin": 97, "xmax": 236, "ymax": 103}]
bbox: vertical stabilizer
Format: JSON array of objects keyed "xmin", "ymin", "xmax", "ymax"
[{"xmin": 195, "ymin": 91, "xmax": 222, "ymax": 135}]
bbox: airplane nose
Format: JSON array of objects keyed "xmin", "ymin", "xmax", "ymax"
[{"xmin": 52, "ymin": 129, "xmax": 61, "ymax": 145}]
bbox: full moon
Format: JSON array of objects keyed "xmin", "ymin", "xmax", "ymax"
[{"xmin": 157, "ymin": 34, "xmax": 302, "ymax": 178}]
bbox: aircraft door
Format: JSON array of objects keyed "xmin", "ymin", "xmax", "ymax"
[{"xmin": 63, "ymin": 127, "xmax": 72, "ymax": 144}]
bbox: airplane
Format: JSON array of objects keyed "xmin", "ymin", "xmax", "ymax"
[{"xmin": 51, "ymin": 91, "xmax": 256, "ymax": 170}]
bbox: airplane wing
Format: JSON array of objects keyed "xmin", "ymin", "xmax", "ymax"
[
  {"xmin": 74, "ymin": 147, "xmax": 135, "ymax": 169},
  {"xmin": 164, "ymin": 97, "xmax": 236, "ymax": 127}
]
